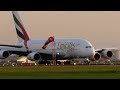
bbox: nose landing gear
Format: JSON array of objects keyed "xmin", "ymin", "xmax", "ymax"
[{"xmin": 84, "ymin": 58, "xmax": 90, "ymax": 65}]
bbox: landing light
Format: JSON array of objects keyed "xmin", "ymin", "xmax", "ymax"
[
  {"xmin": 57, "ymin": 53, "xmax": 60, "ymax": 55},
  {"xmin": 74, "ymin": 63, "xmax": 76, "ymax": 65}
]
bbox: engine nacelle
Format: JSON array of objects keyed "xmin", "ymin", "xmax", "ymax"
[
  {"xmin": 89, "ymin": 52, "xmax": 101, "ymax": 61},
  {"xmin": 101, "ymin": 49, "xmax": 113, "ymax": 59},
  {"xmin": 27, "ymin": 52, "xmax": 41, "ymax": 61},
  {"xmin": 0, "ymin": 50, "xmax": 9, "ymax": 59}
]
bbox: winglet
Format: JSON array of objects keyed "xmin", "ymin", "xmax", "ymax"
[{"xmin": 42, "ymin": 36, "xmax": 54, "ymax": 49}]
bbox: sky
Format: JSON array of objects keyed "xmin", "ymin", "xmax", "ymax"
[{"xmin": 0, "ymin": 11, "xmax": 120, "ymax": 49}]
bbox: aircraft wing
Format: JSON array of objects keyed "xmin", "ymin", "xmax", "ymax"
[
  {"xmin": 90, "ymin": 48, "xmax": 118, "ymax": 61},
  {"xmin": 0, "ymin": 46, "xmax": 65, "ymax": 61},
  {"xmin": 31, "ymin": 49, "xmax": 66, "ymax": 60}
]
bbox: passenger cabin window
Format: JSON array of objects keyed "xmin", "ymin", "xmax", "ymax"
[{"xmin": 86, "ymin": 46, "xmax": 92, "ymax": 48}]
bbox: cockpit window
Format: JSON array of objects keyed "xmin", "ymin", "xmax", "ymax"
[{"xmin": 86, "ymin": 46, "xmax": 92, "ymax": 48}]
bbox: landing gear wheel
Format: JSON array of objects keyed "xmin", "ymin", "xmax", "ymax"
[{"xmin": 84, "ymin": 61, "xmax": 90, "ymax": 65}]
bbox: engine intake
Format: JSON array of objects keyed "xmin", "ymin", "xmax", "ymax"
[
  {"xmin": 101, "ymin": 50, "xmax": 113, "ymax": 59},
  {"xmin": 107, "ymin": 51, "xmax": 112, "ymax": 57},
  {"xmin": 0, "ymin": 50, "xmax": 9, "ymax": 59},
  {"xmin": 90, "ymin": 52, "xmax": 101, "ymax": 61},
  {"xmin": 94, "ymin": 52, "xmax": 101, "ymax": 60},
  {"xmin": 27, "ymin": 52, "xmax": 40, "ymax": 61}
]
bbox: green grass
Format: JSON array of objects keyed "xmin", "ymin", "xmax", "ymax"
[
  {"xmin": 1, "ymin": 72, "xmax": 120, "ymax": 79},
  {"xmin": 0, "ymin": 65, "xmax": 120, "ymax": 79}
]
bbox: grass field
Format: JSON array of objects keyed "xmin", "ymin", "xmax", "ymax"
[{"xmin": 0, "ymin": 65, "xmax": 120, "ymax": 79}]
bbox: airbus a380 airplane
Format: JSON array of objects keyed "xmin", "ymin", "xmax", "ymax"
[{"xmin": 0, "ymin": 11, "xmax": 113, "ymax": 64}]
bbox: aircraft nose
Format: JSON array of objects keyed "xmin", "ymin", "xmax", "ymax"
[{"xmin": 88, "ymin": 48, "xmax": 95, "ymax": 57}]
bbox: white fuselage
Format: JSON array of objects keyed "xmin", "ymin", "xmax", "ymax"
[{"xmin": 18, "ymin": 38, "xmax": 95, "ymax": 60}]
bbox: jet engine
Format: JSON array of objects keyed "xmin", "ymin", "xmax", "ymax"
[
  {"xmin": 89, "ymin": 49, "xmax": 113, "ymax": 61},
  {"xmin": 0, "ymin": 50, "xmax": 10, "ymax": 59},
  {"xmin": 101, "ymin": 49, "xmax": 113, "ymax": 59},
  {"xmin": 90, "ymin": 52, "xmax": 101, "ymax": 61},
  {"xmin": 27, "ymin": 52, "xmax": 41, "ymax": 61}
]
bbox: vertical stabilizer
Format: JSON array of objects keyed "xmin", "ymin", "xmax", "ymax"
[{"xmin": 12, "ymin": 11, "xmax": 30, "ymax": 44}]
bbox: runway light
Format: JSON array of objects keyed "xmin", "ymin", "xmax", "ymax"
[
  {"xmin": 74, "ymin": 63, "xmax": 76, "ymax": 65},
  {"xmin": 35, "ymin": 63, "xmax": 37, "ymax": 66}
]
